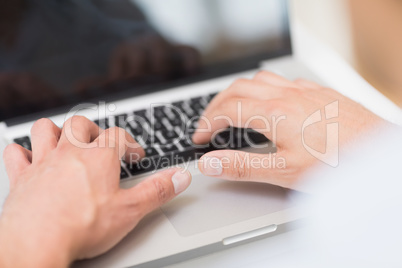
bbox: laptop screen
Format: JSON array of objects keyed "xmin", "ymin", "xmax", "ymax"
[{"xmin": 0, "ymin": 0, "xmax": 291, "ymax": 123}]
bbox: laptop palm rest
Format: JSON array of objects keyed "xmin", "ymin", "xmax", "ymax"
[{"xmin": 161, "ymin": 171, "xmax": 296, "ymax": 236}]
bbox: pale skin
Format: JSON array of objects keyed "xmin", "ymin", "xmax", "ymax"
[
  {"xmin": 0, "ymin": 116, "xmax": 192, "ymax": 267},
  {"xmin": 0, "ymin": 72, "xmax": 385, "ymax": 267},
  {"xmin": 193, "ymin": 71, "xmax": 385, "ymax": 189}
]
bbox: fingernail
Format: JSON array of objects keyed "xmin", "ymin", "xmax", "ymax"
[
  {"xmin": 172, "ymin": 170, "xmax": 192, "ymax": 194},
  {"xmin": 201, "ymin": 157, "xmax": 223, "ymax": 176},
  {"xmin": 191, "ymin": 131, "xmax": 200, "ymax": 143}
]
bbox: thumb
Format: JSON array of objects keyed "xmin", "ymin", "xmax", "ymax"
[
  {"xmin": 121, "ymin": 168, "xmax": 192, "ymax": 217},
  {"xmin": 198, "ymin": 150, "xmax": 285, "ymax": 185}
]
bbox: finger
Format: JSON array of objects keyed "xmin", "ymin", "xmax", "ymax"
[
  {"xmin": 254, "ymin": 71, "xmax": 303, "ymax": 89},
  {"xmin": 3, "ymin": 144, "xmax": 32, "ymax": 188},
  {"xmin": 294, "ymin": 78, "xmax": 323, "ymax": 90},
  {"xmin": 59, "ymin": 116, "xmax": 102, "ymax": 148},
  {"xmin": 203, "ymin": 79, "xmax": 293, "ymax": 117},
  {"xmin": 30, "ymin": 118, "xmax": 61, "ymax": 163},
  {"xmin": 93, "ymin": 127, "xmax": 145, "ymax": 162},
  {"xmin": 118, "ymin": 168, "xmax": 191, "ymax": 218},
  {"xmin": 198, "ymin": 150, "xmax": 291, "ymax": 188},
  {"xmin": 193, "ymin": 97, "xmax": 276, "ymax": 144}
]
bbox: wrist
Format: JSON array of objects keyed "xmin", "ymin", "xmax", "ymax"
[{"xmin": 0, "ymin": 216, "xmax": 73, "ymax": 268}]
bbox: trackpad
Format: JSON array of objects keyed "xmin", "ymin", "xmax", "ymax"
[{"xmin": 161, "ymin": 172, "xmax": 297, "ymax": 236}]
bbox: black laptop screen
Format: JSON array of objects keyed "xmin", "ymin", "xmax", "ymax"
[{"xmin": 0, "ymin": 0, "xmax": 291, "ymax": 123}]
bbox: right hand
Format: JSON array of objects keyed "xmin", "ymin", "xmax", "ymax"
[{"xmin": 192, "ymin": 71, "xmax": 385, "ymax": 190}]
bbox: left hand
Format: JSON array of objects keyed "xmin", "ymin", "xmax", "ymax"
[{"xmin": 0, "ymin": 116, "xmax": 191, "ymax": 267}]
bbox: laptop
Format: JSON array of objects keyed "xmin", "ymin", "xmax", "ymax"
[{"xmin": 0, "ymin": 0, "xmax": 320, "ymax": 267}]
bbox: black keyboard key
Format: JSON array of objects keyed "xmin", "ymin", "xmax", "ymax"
[
  {"xmin": 172, "ymin": 101, "xmax": 184, "ymax": 108},
  {"xmin": 169, "ymin": 117, "xmax": 183, "ymax": 127},
  {"xmin": 210, "ymin": 128, "xmax": 269, "ymax": 149},
  {"xmin": 127, "ymin": 120, "xmax": 145, "ymax": 136},
  {"xmin": 127, "ymin": 145, "xmax": 214, "ymax": 177},
  {"xmin": 145, "ymin": 147, "xmax": 159, "ymax": 158},
  {"xmin": 189, "ymin": 102, "xmax": 204, "ymax": 114},
  {"xmin": 210, "ymin": 127, "xmax": 256, "ymax": 149},
  {"xmin": 143, "ymin": 135, "xmax": 160, "ymax": 146},
  {"xmin": 115, "ymin": 114, "xmax": 128, "ymax": 128},
  {"xmin": 126, "ymin": 157, "xmax": 155, "ymax": 176},
  {"xmin": 133, "ymin": 109, "xmax": 151, "ymax": 124},
  {"xmin": 98, "ymin": 118, "xmax": 109, "ymax": 129},
  {"xmin": 212, "ymin": 129, "xmax": 234, "ymax": 148},
  {"xmin": 133, "ymin": 135, "xmax": 147, "ymax": 147},
  {"xmin": 186, "ymin": 117, "xmax": 199, "ymax": 130},
  {"xmin": 133, "ymin": 109, "xmax": 147, "ymax": 116},
  {"xmin": 190, "ymin": 97, "xmax": 202, "ymax": 104},
  {"xmin": 172, "ymin": 101, "xmax": 194, "ymax": 118},
  {"xmin": 161, "ymin": 129, "xmax": 179, "ymax": 141},
  {"xmin": 246, "ymin": 131, "xmax": 269, "ymax": 145},
  {"xmin": 151, "ymin": 120, "xmax": 165, "ymax": 131},
  {"xmin": 179, "ymin": 138, "xmax": 193, "ymax": 149},
  {"xmin": 13, "ymin": 136, "xmax": 31, "ymax": 151},
  {"xmin": 173, "ymin": 148, "xmax": 200, "ymax": 165},
  {"xmin": 183, "ymin": 104, "xmax": 195, "ymax": 118},
  {"xmin": 160, "ymin": 144, "xmax": 179, "ymax": 154},
  {"xmin": 127, "ymin": 150, "xmax": 199, "ymax": 177},
  {"xmin": 153, "ymin": 106, "xmax": 166, "ymax": 118}
]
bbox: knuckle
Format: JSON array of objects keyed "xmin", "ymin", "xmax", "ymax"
[
  {"xmin": 220, "ymin": 98, "xmax": 231, "ymax": 110},
  {"xmin": 72, "ymin": 115, "xmax": 89, "ymax": 126},
  {"xmin": 284, "ymin": 87, "xmax": 302, "ymax": 97},
  {"xmin": 65, "ymin": 115, "xmax": 89, "ymax": 128},
  {"xmin": 3, "ymin": 144, "xmax": 21, "ymax": 158},
  {"xmin": 105, "ymin": 126, "xmax": 122, "ymax": 136},
  {"xmin": 32, "ymin": 118, "xmax": 53, "ymax": 131},
  {"xmin": 255, "ymin": 70, "xmax": 272, "ymax": 80},
  {"xmin": 236, "ymin": 167, "xmax": 249, "ymax": 180},
  {"xmin": 5, "ymin": 143, "xmax": 20, "ymax": 153},
  {"xmin": 107, "ymin": 126, "xmax": 119, "ymax": 133},
  {"xmin": 254, "ymin": 71, "xmax": 266, "ymax": 80},
  {"xmin": 152, "ymin": 179, "xmax": 169, "ymax": 205},
  {"xmin": 233, "ymin": 78, "xmax": 249, "ymax": 87},
  {"xmin": 231, "ymin": 154, "xmax": 251, "ymax": 180},
  {"xmin": 227, "ymin": 78, "xmax": 248, "ymax": 93},
  {"xmin": 111, "ymin": 126, "xmax": 125, "ymax": 133},
  {"xmin": 107, "ymin": 127, "xmax": 126, "ymax": 140},
  {"xmin": 261, "ymin": 99, "xmax": 285, "ymax": 116}
]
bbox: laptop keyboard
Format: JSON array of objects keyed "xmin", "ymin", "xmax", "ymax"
[{"xmin": 13, "ymin": 92, "xmax": 269, "ymax": 179}]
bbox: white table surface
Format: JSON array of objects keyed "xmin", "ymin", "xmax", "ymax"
[{"xmin": 0, "ymin": 21, "xmax": 401, "ymax": 268}]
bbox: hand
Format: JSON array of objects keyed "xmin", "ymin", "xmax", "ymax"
[
  {"xmin": 0, "ymin": 116, "xmax": 191, "ymax": 267},
  {"xmin": 192, "ymin": 71, "xmax": 385, "ymax": 190}
]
